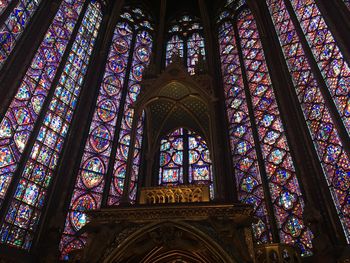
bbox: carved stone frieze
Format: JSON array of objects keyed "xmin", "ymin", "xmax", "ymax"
[
  {"xmin": 77, "ymin": 202, "xmax": 255, "ymax": 263},
  {"xmin": 139, "ymin": 184, "xmax": 210, "ymax": 204},
  {"xmin": 87, "ymin": 203, "xmax": 253, "ymax": 224}
]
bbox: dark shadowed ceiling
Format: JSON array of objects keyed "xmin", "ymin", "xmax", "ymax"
[{"xmin": 125, "ymin": 0, "xmax": 225, "ymax": 24}]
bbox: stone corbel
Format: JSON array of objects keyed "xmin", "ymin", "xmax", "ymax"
[
  {"xmin": 303, "ymin": 204, "xmax": 336, "ymax": 262},
  {"xmin": 208, "ymin": 216, "xmax": 254, "ymax": 262},
  {"xmin": 80, "ymin": 222, "xmax": 126, "ymax": 263}
]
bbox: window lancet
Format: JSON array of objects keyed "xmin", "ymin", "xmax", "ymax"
[
  {"xmin": 108, "ymin": 28, "xmax": 153, "ymax": 206},
  {"xmin": 0, "ymin": 0, "xmax": 102, "ymax": 249},
  {"xmin": 218, "ymin": 6, "xmax": 313, "ymax": 255},
  {"xmin": 187, "ymin": 32, "xmax": 205, "ymax": 75},
  {"xmin": 0, "ymin": 0, "xmax": 42, "ymax": 68},
  {"xmin": 165, "ymin": 14, "xmax": 205, "ymax": 75},
  {"xmin": 165, "ymin": 35, "xmax": 183, "ymax": 66},
  {"xmin": 158, "ymin": 128, "xmax": 213, "ymax": 194},
  {"xmin": 159, "ymin": 129, "xmax": 184, "ymax": 185},
  {"xmin": 289, "ymin": 0, "xmax": 350, "ymax": 135},
  {"xmin": 59, "ymin": 20, "xmax": 132, "ymax": 259},
  {"xmin": 218, "ymin": 21, "xmax": 271, "ymax": 243},
  {"xmin": 59, "ymin": 6, "xmax": 153, "ymax": 258},
  {"xmin": 0, "ymin": 0, "xmax": 85, "ymax": 209},
  {"xmin": 267, "ymin": 0, "xmax": 350, "ymax": 242}
]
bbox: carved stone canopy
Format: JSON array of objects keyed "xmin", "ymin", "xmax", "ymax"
[{"xmin": 133, "ymin": 62, "xmax": 217, "ymax": 154}]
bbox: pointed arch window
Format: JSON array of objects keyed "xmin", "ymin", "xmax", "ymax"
[
  {"xmin": 267, "ymin": 0, "xmax": 350, "ymax": 242},
  {"xmin": 165, "ymin": 15, "xmax": 206, "ymax": 75},
  {"xmin": 59, "ymin": 6, "xmax": 153, "ymax": 258},
  {"xmin": 0, "ymin": 0, "xmax": 102, "ymax": 250},
  {"xmin": 0, "ymin": 0, "xmax": 43, "ymax": 68},
  {"xmin": 218, "ymin": 3, "xmax": 312, "ymax": 255},
  {"xmin": 158, "ymin": 128, "xmax": 213, "ymax": 194}
]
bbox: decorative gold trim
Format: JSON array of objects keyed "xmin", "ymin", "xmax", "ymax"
[{"xmin": 139, "ymin": 185, "xmax": 210, "ymax": 204}]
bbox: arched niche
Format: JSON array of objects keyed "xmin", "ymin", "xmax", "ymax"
[
  {"xmin": 129, "ymin": 61, "xmax": 222, "ymax": 198},
  {"xmin": 101, "ymin": 221, "xmax": 239, "ymax": 263},
  {"xmin": 138, "ymin": 79, "xmax": 213, "ymax": 153}
]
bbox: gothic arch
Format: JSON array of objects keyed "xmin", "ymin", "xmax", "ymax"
[
  {"xmin": 101, "ymin": 220, "xmax": 239, "ymax": 263},
  {"xmin": 134, "ymin": 61, "xmax": 216, "ymax": 150},
  {"xmin": 129, "ymin": 62, "xmax": 222, "ymax": 194}
]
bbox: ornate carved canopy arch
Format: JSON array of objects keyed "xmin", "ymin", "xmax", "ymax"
[
  {"xmin": 133, "ymin": 61, "xmax": 217, "ymax": 154},
  {"xmin": 127, "ymin": 61, "xmax": 220, "ymax": 191},
  {"xmin": 141, "ymin": 248, "xmax": 208, "ymax": 263},
  {"xmin": 101, "ymin": 220, "xmax": 239, "ymax": 263}
]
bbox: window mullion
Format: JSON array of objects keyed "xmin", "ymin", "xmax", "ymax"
[
  {"xmin": 183, "ymin": 36, "xmax": 188, "ymax": 68},
  {"xmin": 183, "ymin": 129, "xmax": 189, "ymax": 185}
]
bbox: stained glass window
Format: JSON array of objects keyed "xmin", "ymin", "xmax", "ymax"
[
  {"xmin": 218, "ymin": 21, "xmax": 271, "ymax": 243},
  {"xmin": 289, "ymin": 0, "xmax": 350, "ymax": 134},
  {"xmin": 165, "ymin": 35, "xmax": 183, "ymax": 66},
  {"xmin": 0, "ymin": 0, "xmax": 12, "ymax": 15},
  {"xmin": 218, "ymin": 6, "xmax": 313, "ymax": 256},
  {"xmin": 108, "ymin": 9, "xmax": 153, "ymax": 206},
  {"xmin": 108, "ymin": 29, "xmax": 152, "ymax": 205},
  {"xmin": 59, "ymin": 20, "xmax": 132, "ymax": 259},
  {"xmin": 159, "ymin": 129, "xmax": 184, "ymax": 185},
  {"xmin": 59, "ymin": 7, "xmax": 153, "ymax": 258},
  {"xmin": 0, "ymin": 0, "xmax": 101, "ymax": 250},
  {"xmin": 158, "ymin": 128, "xmax": 213, "ymax": 196},
  {"xmin": 165, "ymin": 15, "xmax": 206, "ymax": 75},
  {"xmin": 267, "ymin": 0, "xmax": 350, "ymax": 243},
  {"xmin": 237, "ymin": 9, "xmax": 312, "ymax": 255},
  {"xmin": 0, "ymin": 0, "xmax": 42, "ymax": 68},
  {"xmin": 187, "ymin": 33, "xmax": 205, "ymax": 75},
  {"xmin": 0, "ymin": 0, "xmax": 85, "ymax": 209},
  {"xmin": 188, "ymin": 131, "xmax": 212, "ymax": 186}
]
